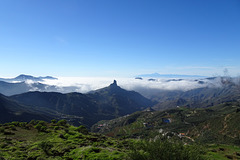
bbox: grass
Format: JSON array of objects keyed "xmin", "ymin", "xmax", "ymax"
[
  {"xmin": 205, "ymin": 144, "xmax": 240, "ymax": 160},
  {"xmin": 0, "ymin": 120, "xmax": 128, "ymax": 160},
  {"xmin": 1, "ymin": 119, "xmax": 239, "ymax": 160}
]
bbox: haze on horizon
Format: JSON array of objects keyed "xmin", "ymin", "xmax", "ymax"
[{"xmin": 0, "ymin": 0, "xmax": 239, "ymax": 77}]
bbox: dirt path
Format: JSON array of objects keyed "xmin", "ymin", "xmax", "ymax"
[{"xmin": 219, "ymin": 114, "xmax": 230, "ymax": 134}]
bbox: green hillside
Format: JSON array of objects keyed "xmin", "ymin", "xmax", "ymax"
[
  {"xmin": 1, "ymin": 120, "xmax": 239, "ymax": 160},
  {"xmin": 0, "ymin": 120, "xmax": 129, "ymax": 160},
  {"xmin": 92, "ymin": 102, "xmax": 240, "ymax": 145},
  {"xmin": 0, "ymin": 120, "xmax": 210, "ymax": 160}
]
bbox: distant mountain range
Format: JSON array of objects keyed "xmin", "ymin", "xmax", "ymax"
[
  {"xmin": 1, "ymin": 80, "xmax": 154, "ymax": 127},
  {"xmin": 150, "ymin": 77, "xmax": 240, "ymax": 110},
  {"xmin": 0, "ymin": 80, "xmax": 60, "ymax": 96},
  {"xmin": 0, "ymin": 74, "xmax": 57, "ymax": 82},
  {"xmin": 137, "ymin": 73, "xmax": 207, "ymax": 78},
  {"xmin": 1, "ymin": 74, "xmax": 240, "ymax": 130},
  {"xmin": 0, "ymin": 74, "xmax": 78, "ymax": 96}
]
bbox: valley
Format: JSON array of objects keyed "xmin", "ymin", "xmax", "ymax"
[{"xmin": 0, "ymin": 75, "xmax": 240, "ymax": 159}]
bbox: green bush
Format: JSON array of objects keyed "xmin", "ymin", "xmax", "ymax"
[
  {"xmin": 19, "ymin": 122, "xmax": 27, "ymax": 128},
  {"xmin": 38, "ymin": 121, "xmax": 47, "ymax": 126},
  {"xmin": 29, "ymin": 120, "xmax": 37, "ymax": 125},
  {"xmin": 0, "ymin": 127, "xmax": 5, "ymax": 133},
  {"xmin": 11, "ymin": 121, "xmax": 19, "ymax": 127},
  {"xmin": 38, "ymin": 141, "xmax": 53, "ymax": 156},
  {"xmin": 9, "ymin": 125, "xmax": 17, "ymax": 131},
  {"xmin": 76, "ymin": 125, "xmax": 88, "ymax": 135},
  {"xmin": 40, "ymin": 126, "xmax": 47, "ymax": 132},
  {"xmin": 51, "ymin": 119, "xmax": 57, "ymax": 124},
  {"xmin": 57, "ymin": 119, "xmax": 67, "ymax": 126},
  {"xmin": 34, "ymin": 121, "xmax": 47, "ymax": 132},
  {"xmin": 54, "ymin": 126, "xmax": 60, "ymax": 130},
  {"xmin": 128, "ymin": 138, "xmax": 205, "ymax": 160}
]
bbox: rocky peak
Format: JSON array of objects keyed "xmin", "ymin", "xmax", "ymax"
[
  {"xmin": 109, "ymin": 80, "xmax": 119, "ymax": 89},
  {"xmin": 110, "ymin": 80, "xmax": 117, "ymax": 86},
  {"xmin": 113, "ymin": 80, "xmax": 117, "ymax": 85}
]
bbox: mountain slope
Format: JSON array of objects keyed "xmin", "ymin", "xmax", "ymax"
[
  {"xmin": 0, "ymin": 93, "xmax": 52, "ymax": 123},
  {"xmin": 11, "ymin": 91, "xmax": 99, "ymax": 126},
  {"xmin": 92, "ymin": 101, "xmax": 240, "ymax": 144},
  {"xmin": 152, "ymin": 82, "xmax": 240, "ymax": 110},
  {"xmin": 0, "ymin": 80, "xmax": 60, "ymax": 96},
  {"xmin": 89, "ymin": 80, "xmax": 154, "ymax": 117},
  {"xmin": 10, "ymin": 81, "xmax": 154, "ymax": 127}
]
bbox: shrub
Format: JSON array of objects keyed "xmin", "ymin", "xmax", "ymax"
[
  {"xmin": 0, "ymin": 127, "xmax": 4, "ymax": 133},
  {"xmin": 11, "ymin": 121, "xmax": 19, "ymax": 127},
  {"xmin": 38, "ymin": 141, "xmax": 53, "ymax": 156},
  {"xmin": 64, "ymin": 128, "xmax": 69, "ymax": 133},
  {"xmin": 128, "ymin": 138, "xmax": 205, "ymax": 160},
  {"xmin": 9, "ymin": 125, "xmax": 17, "ymax": 131},
  {"xmin": 54, "ymin": 126, "xmax": 60, "ymax": 130},
  {"xmin": 38, "ymin": 121, "xmax": 47, "ymax": 126},
  {"xmin": 57, "ymin": 120, "xmax": 67, "ymax": 126},
  {"xmin": 34, "ymin": 121, "xmax": 47, "ymax": 132},
  {"xmin": 19, "ymin": 122, "xmax": 27, "ymax": 128},
  {"xmin": 76, "ymin": 125, "xmax": 88, "ymax": 135},
  {"xmin": 29, "ymin": 120, "xmax": 37, "ymax": 125},
  {"xmin": 51, "ymin": 119, "xmax": 57, "ymax": 124},
  {"xmin": 40, "ymin": 126, "xmax": 47, "ymax": 132}
]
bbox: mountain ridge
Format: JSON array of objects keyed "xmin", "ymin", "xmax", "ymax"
[
  {"xmin": 137, "ymin": 73, "xmax": 207, "ymax": 78},
  {"xmin": 9, "ymin": 80, "xmax": 154, "ymax": 127},
  {"xmin": 0, "ymin": 74, "xmax": 57, "ymax": 82},
  {"xmin": 0, "ymin": 93, "xmax": 53, "ymax": 123}
]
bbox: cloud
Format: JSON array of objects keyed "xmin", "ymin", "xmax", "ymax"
[
  {"xmin": 41, "ymin": 77, "xmax": 210, "ymax": 93},
  {"xmin": 27, "ymin": 75, "xmax": 240, "ymax": 99}
]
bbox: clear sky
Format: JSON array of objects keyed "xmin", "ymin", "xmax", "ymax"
[{"xmin": 0, "ymin": 0, "xmax": 240, "ymax": 77}]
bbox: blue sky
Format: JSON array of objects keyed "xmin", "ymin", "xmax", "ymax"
[{"xmin": 0, "ymin": 0, "xmax": 240, "ymax": 77}]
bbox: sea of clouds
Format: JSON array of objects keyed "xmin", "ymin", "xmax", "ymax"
[{"xmin": 39, "ymin": 76, "xmax": 225, "ymax": 94}]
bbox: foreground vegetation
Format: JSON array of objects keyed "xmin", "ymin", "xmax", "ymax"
[
  {"xmin": 0, "ymin": 120, "xmax": 129, "ymax": 159},
  {"xmin": 0, "ymin": 120, "xmax": 239, "ymax": 160},
  {"xmin": 0, "ymin": 120, "xmax": 208, "ymax": 160}
]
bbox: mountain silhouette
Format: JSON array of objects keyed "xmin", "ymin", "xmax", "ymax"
[
  {"xmin": 10, "ymin": 80, "xmax": 154, "ymax": 126},
  {"xmin": 0, "ymin": 93, "xmax": 52, "ymax": 123}
]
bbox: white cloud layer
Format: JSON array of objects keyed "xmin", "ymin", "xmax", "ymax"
[{"xmin": 41, "ymin": 77, "xmax": 216, "ymax": 93}]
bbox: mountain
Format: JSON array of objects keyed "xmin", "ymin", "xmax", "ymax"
[
  {"xmin": 152, "ymin": 81, "xmax": 240, "ymax": 110},
  {"xmin": 0, "ymin": 80, "xmax": 59, "ymax": 96},
  {"xmin": 10, "ymin": 80, "xmax": 154, "ymax": 127},
  {"xmin": 0, "ymin": 93, "xmax": 52, "ymax": 123},
  {"xmin": 89, "ymin": 80, "xmax": 155, "ymax": 117},
  {"xmin": 0, "ymin": 74, "xmax": 57, "ymax": 82},
  {"xmin": 11, "ymin": 91, "xmax": 99, "ymax": 126},
  {"xmin": 92, "ymin": 101, "xmax": 240, "ymax": 145},
  {"xmin": 0, "ymin": 74, "xmax": 59, "ymax": 96},
  {"xmin": 0, "ymin": 79, "xmax": 81, "ymax": 96},
  {"xmin": 137, "ymin": 73, "xmax": 207, "ymax": 78}
]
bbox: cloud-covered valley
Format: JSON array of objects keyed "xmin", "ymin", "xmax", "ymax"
[
  {"xmin": 1, "ymin": 74, "xmax": 239, "ymax": 97},
  {"xmin": 40, "ymin": 76, "xmax": 223, "ymax": 94}
]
